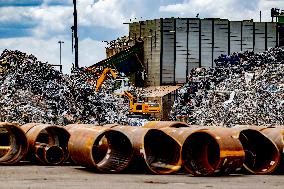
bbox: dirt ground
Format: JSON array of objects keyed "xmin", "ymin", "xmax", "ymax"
[{"xmin": 0, "ymin": 164, "xmax": 283, "ymax": 189}]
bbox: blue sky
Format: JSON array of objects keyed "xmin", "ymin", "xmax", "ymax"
[{"xmin": 0, "ymin": 0, "xmax": 282, "ymax": 72}]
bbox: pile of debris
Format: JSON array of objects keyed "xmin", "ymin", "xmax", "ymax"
[
  {"xmin": 171, "ymin": 47, "xmax": 284, "ymax": 127},
  {"xmin": 0, "ymin": 49, "xmax": 130, "ymax": 125}
]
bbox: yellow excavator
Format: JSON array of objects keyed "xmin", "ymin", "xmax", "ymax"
[
  {"xmin": 123, "ymin": 91, "xmax": 161, "ymax": 114},
  {"xmin": 94, "ymin": 68, "xmax": 160, "ymax": 114}
]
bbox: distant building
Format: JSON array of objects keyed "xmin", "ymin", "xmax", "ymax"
[{"xmin": 128, "ymin": 18, "xmax": 279, "ymax": 86}]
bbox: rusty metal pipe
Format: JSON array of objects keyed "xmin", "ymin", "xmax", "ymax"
[
  {"xmin": 181, "ymin": 128, "xmax": 245, "ymax": 176},
  {"xmin": 21, "ymin": 123, "xmax": 70, "ymax": 165},
  {"xmin": 143, "ymin": 121, "xmax": 190, "ymax": 129},
  {"xmin": 234, "ymin": 126, "xmax": 280, "ymax": 174},
  {"xmin": 35, "ymin": 143, "xmax": 65, "ymax": 165},
  {"xmin": 68, "ymin": 126, "xmax": 133, "ymax": 173},
  {"xmin": 64, "ymin": 124, "xmax": 101, "ymax": 133},
  {"xmin": 259, "ymin": 126, "xmax": 284, "ymax": 173},
  {"xmin": 161, "ymin": 127, "xmax": 245, "ymax": 176},
  {"xmin": 0, "ymin": 122, "xmax": 28, "ymax": 164},
  {"xmin": 110, "ymin": 126, "xmax": 182, "ymax": 174}
]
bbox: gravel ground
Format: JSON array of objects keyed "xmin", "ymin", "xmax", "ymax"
[{"xmin": 0, "ymin": 164, "xmax": 283, "ymax": 189}]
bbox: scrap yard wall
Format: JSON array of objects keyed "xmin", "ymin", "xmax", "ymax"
[{"xmin": 129, "ymin": 18, "xmax": 278, "ymax": 86}]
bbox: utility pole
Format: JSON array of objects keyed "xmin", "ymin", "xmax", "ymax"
[
  {"xmin": 58, "ymin": 41, "xmax": 64, "ymax": 72},
  {"xmin": 72, "ymin": 0, "xmax": 79, "ymax": 68}
]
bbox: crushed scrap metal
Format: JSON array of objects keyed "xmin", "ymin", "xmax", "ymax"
[
  {"xmin": 170, "ymin": 47, "xmax": 284, "ymax": 127},
  {"xmin": 0, "ymin": 49, "xmax": 131, "ymax": 125}
]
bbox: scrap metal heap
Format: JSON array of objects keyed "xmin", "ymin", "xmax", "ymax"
[
  {"xmin": 0, "ymin": 49, "xmax": 129, "ymax": 125},
  {"xmin": 171, "ymin": 47, "xmax": 284, "ymax": 126}
]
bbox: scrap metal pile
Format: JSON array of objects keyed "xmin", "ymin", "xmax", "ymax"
[
  {"xmin": 171, "ymin": 47, "xmax": 284, "ymax": 126},
  {"xmin": 0, "ymin": 49, "xmax": 130, "ymax": 125},
  {"xmin": 2, "ymin": 121, "xmax": 284, "ymax": 176}
]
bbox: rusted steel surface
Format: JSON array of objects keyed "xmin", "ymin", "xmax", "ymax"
[
  {"xmin": 1, "ymin": 120, "xmax": 282, "ymax": 177},
  {"xmin": 64, "ymin": 124, "xmax": 100, "ymax": 133},
  {"xmin": 0, "ymin": 122, "xmax": 28, "ymax": 164},
  {"xmin": 161, "ymin": 127, "xmax": 245, "ymax": 176},
  {"xmin": 67, "ymin": 125, "xmax": 133, "ymax": 173},
  {"xmin": 21, "ymin": 123, "xmax": 70, "ymax": 165},
  {"xmin": 260, "ymin": 126, "xmax": 284, "ymax": 173},
  {"xmin": 143, "ymin": 121, "xmax": 190, "ymax": 129},
  {"xmin": 160, "ymin": 127, "xmax": 200, "ymax": 144},
  {"xmin": 182, "ymin": 127, "xmax": 245, "ymax": 176},
  {"xmin": 233, "ymin": 126, "xmax": 280, "ymax": 174},
  {"xmin": 110, "ymin": 125, "xmax": 182, "ymax": 174}
]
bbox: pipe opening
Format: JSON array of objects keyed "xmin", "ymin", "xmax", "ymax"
[
  {"xmin": 144, "ymin": 130, "xmax": 181, "ymax": 173},
  {"xmin": 34, "ymin": 127, "xmax": 70, "ymax": 164},
  {"xmin": 45, "ymin": 146, "xmax": 64, "ymax": 164},
  {"xmin": 35, "ymin": 143, "xmax": 65, "ymax": 165},
  {"xmin": 0, "ymin": 131, "xmax": 11, "ymax": 158},
  {"xmin": 92, "ymin": 130, "xmax": 133, "ymax": 172},
  {"xmin": 0, "ymin": 124, "xmax": 27, "ymax": 164},
  {"xmin": 182, "ymin": 132, "xmax": 220, "ymax": 175},
  {"xmin": 239, "ymin": 130, "xmax": 279, "ymax": 173},
  {"xmin": 170, "ymin": 123, "xmax": 189, "ymax": 128},
  {"xmin": 36, "ymin": 131, "xmax": 49, "ymax": 144}
]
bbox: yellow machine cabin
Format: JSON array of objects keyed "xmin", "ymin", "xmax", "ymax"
[{"xmin": 123, "ymin": 91, "xmax": 160, "ymax": 114}]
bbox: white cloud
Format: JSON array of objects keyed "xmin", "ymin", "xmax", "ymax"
[
  {"xmin": 77, "ymin": 0, "xmax": 132, "ymax": 32},
  {"xmin": 0, "ymin": 0, "xmax": 134, "ymax": 38},
  {"xmin": 0, "ymin": 36, "xmax": 106, "ymax": 73},
  {"xmin": 159, "ymin": 0, "xmax": 281, "ymax": 21},
  {"xmin": 0, "ymin": 7, "xmax": 34, "ymax": 22},
  {"xmin": 31, "ymin": 5, "xmax": 73, "ymax": 38},
  {"xmin": 0, "ymin": 0, "xmax": 141, "ymax": 73}
]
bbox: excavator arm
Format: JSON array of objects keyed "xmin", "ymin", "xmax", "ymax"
[
  {"xmin": 95, "ymin": 68, "xmax": 118, "ymax": 92},
  {"xmin": 123, "ymin": 91, "xmax": 136, "ymax": 108}
]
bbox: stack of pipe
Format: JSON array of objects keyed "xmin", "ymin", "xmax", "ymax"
[
  {"xmin": 1, "ymin": 121, "xmax": 284, "ymax": 177},
  {"xmin": 143, "ymin": 121, "xmax": 282, "ymax": 176},
  {"xmin": 66, "ymin": 124, "xmax": 182, "ymax": 174}
]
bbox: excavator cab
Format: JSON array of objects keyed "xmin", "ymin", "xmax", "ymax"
[
  {"xmin": 129, "ymin": 102, "xmax": 160, "ymax": 114},
  {"xmin": 113, "ymin": 77, "xmax": 129, "ymax": 95},
  {"xmin": 95, "ymin": 67, "xmax": 129, "ymax": 94}
]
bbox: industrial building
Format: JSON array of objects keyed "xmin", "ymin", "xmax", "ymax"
[
  {"xmin": 129, "ymin": 18, "xmax": 279, "ymax": 86},
  {"xmin": 87, "ymin": 17, "xmax": 282, "ymax": 120}
]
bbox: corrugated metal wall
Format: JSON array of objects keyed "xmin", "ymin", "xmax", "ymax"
[
  {"xmin": 242, "ymin": 21, "xmax": 254, "ymax": 51},
  {"xmin": 161, "ymin": 18, "xmax": 175, "ymax": 84},
  {"xmin": 188, "ymin": 19, "xmax": 200, "ymax": 73},
  {"xmin": 214, "ymin": 19, "xmax": 229, "ymax": 66},
  {"xmin": 129, "ymin": 22, "xmax": 140, "ymax": 41},
  {"xmin": 129, "ymin": 18, "xmax": 278, "ymax": 85},
  {"xmin": 267, "ymin": 22, "xmax": 277, "ymax": 48},
  {"xmin": 143, "ymin": 19, "xmax": 161, "ymax": 86},
  {"xmin": 230, "ymin": 21, "xmax": 242, "ymax": 53},
  {"xmin": 175, "ymin": 18, "xmax": 188, "ymax": 83},
  {"xmin": 254, "ymin": 22, "xmax": 266, "ymax": 53},
  {"xmin": 200, "ymin": 19, "xmax": 213, "ymax": 68}
]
